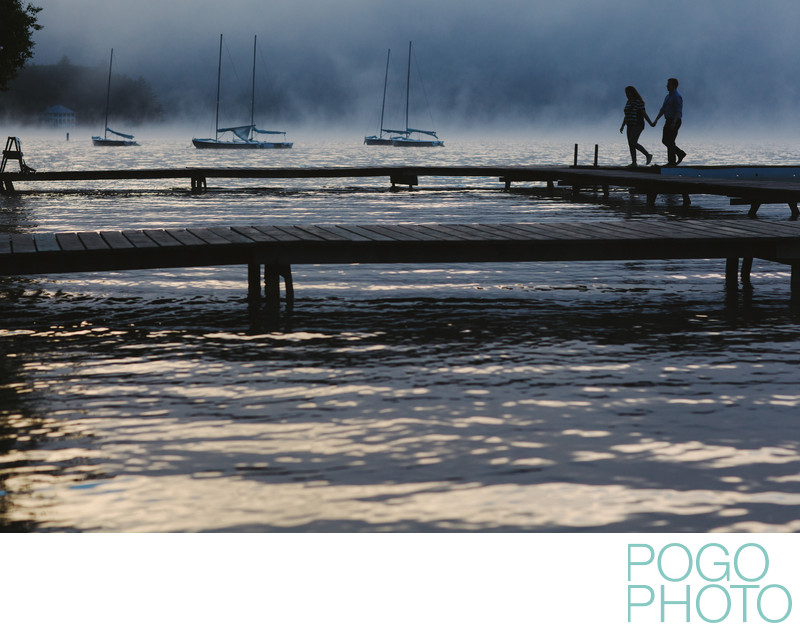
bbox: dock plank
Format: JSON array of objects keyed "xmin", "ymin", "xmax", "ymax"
[
  {"xmin": 714, "ymin": 220, "xmax": 800, "ymax": 238},
  {"xmin": 314, "ymin": 224, "xmax": 375, "ymax": 242},
  {"xmin": 292, "ymin": 225, "xmax": 361, "ymax": 242},
  {"xmin": 368, "ymin": 224, "xmax": 445, "ymax": 241},
  {"xmin": 439, "ymin": 224, "xmax": 511, "ymax": 240},
  {"xmin": 585, "ymin": 221, "xmax": 690, "ymax": 240},
  {"xmin": 352, "ymin": 224, "xmax": 424, "ymax": 241},
  {"xmin": 121, "ymin": 230, "xmax": 158, "ymax": 249},
  {"xmin": 56, "ymin": 233, "xmax": 85, "ymax": 251},
  {"xmin": 186, "ymin": 227, "xmax": 234, "ymax": 245},
  {"xmin": 207, "ymin": 226, "xmax": 256, "ymax": 244},
  {"xmin": 332, "ymin": 224, "xmax": 399, "ymax": 241},
  {"xmin": 251, "ymin": 225, "xmax": 306, "ymax": 242},
  {"xmin": 78, "ymin": 232, "xmax": 111, "ymax": 250},
  {"xmin": 485, "ymin": 224, "xmax": 554, "ymax": 241},
  {"xmin": 416, "ymin": 224, "xmax": 476, "ymax": 241},
  {"xmin": 34, "ymin": 233, "xmax": 61, "ymax": 252},
  {"xmin": 143, "ymin": 229, "xmax": 182, "ymax": 248},
  {"xmin": 166, "ymin": 229, "xmax": 207, "ymax": 247},
  {"xmin": 503, "ymin": 223, "xmax": 594, "ymax": 240},
  {"xmin": 232, "ymin": 226, "xmax": 280, "ymax": 242},
  {"xmin": 11, "ymin": 234, "xmax": 36, "ymax": 254},
  {"xmin": 100, "ymin": 231, "xmax": 135, "ymax": 249},
  {"xmin": 276, "ymin": 225, "xmax": 328, "ymax": 241}
]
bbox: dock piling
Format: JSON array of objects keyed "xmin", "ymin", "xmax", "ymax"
[
  {"xmin": 725, "ymin": 258, "xmax": 740, "ymax": 289},
  {"xmin": 741, "ymin": 257, "xmax": 753, "ymax": 285},
  {"xmin": 792, "ymin": 263, "xmax": 800, "ymax": 293},
  {"xmin": 248, "ymin": 262, "xmax": 261, "ymax": 302},
  {"xmin": 390, "ymin": 173, "xmax": 418, "ymax": 190},
  {"xmin": 191, "ymin": 176, "xmax": 207, "ymax": 193},
  {"xmin": 263, "ymin": 264, "xmax": 294, "ymax": 315}
]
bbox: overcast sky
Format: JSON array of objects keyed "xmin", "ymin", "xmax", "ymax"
[{"xmin": 25, "ymin": 0, "xmax": 800, "ymax": 131}]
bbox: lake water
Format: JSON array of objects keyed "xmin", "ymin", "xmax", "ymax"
[{"xmin": 1, "ymin": 129, "xmax": 800, "ymax": 532}]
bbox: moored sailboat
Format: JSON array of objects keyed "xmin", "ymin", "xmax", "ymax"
[
  {"xmin": 92, "ymin": 49, "xmax": 139, "ymax": 147},
  {"xmin": 364, "ymin": 49, "xmax": 393, "ymax": 146},
  {"xmin": 391, "ymin": 41, "xmax": 443, "ymax": 148},
  {"xmin": 192, "ymin": 35, "xmax": 292, "ymax": 149}
]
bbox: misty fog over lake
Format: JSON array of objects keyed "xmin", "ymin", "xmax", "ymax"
[{"xmin": 13, "ymin": 0, "xmax": 800, "ymax": 133}]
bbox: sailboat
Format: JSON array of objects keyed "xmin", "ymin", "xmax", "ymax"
[
  {"xmin": 364, "ymin": 49, "xmax": 393, "ymax": 145},
  {"xmin": 391, "ymin": 42, "xmax": 443, "ymax": 147},
  {"xmin": 192, "ymin": 35, "xmax": 292, "ymax": 149},
  {"xmin": 92, "ymin": 49, "xmax": 139, "ymax": 147}
]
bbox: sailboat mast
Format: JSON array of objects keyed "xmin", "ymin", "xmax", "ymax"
[
  {"xmin": 214, "ymin": 34, "xmax": 223, "ymax": 142},
  {"xmin": 103, "ymin": 49, "xmax": 113, "ymax": 140},
  {"xmin": 378, "ymin": 48, "xmax": 390, "ymax": 138},
  {"xmin": 405, "ymin": 41, "xmax": 411, "ymax": 134},
  {"xmin": 250, "ymin": 35, "xmax": 257, "ymax": 140}
]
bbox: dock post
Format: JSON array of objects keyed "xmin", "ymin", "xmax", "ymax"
[
  {"xmin": 390, "ymin": 173, "xmax": 418, "ymax": 190},
  {"xmin": 593, "ymin": 144, "xmax": 598, "ymax": 167},
  {"xmin": 741, "ymin": 257, "xmax": 753, "ymax": 285},
  {"xmin": 725, "ymin": 258, "xmax": 739, "ymax": 289},
  {"xmin": 263, "ymin": 264, "xmax": 294, "ymax": 315},
  {"xmin": 264, "ymin": 265, "xmax": 281, "ymax": 313},
  {"xmin": 191, "ymin": 176, "xmax": 207, "ymax": 193},
  {"xmin": 682, "ymin": 193, "xmax": 691, "ymax": 207},
  {"xmin": 573, "ymin": 144, "xmax": 578, "ymax": 167},
  {"xmin": 646, "ymin": 192, "xmax": 657, "ymax": 207},
  {"xmin": 789, "ymin": 201, "xmax": 799, "ymax": 219},
  {"xmin": 282, "ymin": 265, "xmax": 294, "ymax": 312},
  {"xmin": 792, "ymin": 262, "xmax": 800, "ymax": 295},
  {"xmin": 748, "ymin": 202, "xmax": 761, "ymax": 218},
  {"xmin": 248, "ymin": 262, "xmax": 261, "ymax": 302}
]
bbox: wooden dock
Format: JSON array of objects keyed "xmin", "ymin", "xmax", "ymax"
[
  {"xmin": 2, "ymin": 220, "xmax": 799, "ymax": 313},
  {"xmin": 3, "ymin": 165, "xmax": 800, "ymax": 217}
]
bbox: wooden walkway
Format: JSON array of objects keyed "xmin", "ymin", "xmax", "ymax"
[
  {"xmin": 2, "ymin": 220, "xmax": 799, "ymax": 311},
  {"xmin": 3, "ymin": 166, "xmax": 800, "ymax": 217}
]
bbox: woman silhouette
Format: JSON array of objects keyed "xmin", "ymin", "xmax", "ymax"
[{"xmin": 619, "ymin": 86, "xmax": 654, "ymax": 168}]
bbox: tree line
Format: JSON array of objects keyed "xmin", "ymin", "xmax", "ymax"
[{"xmin": 0, "ymin": 57, "xmax": 164, "ymax": 125}]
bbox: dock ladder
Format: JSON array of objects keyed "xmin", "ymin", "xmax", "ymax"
[{"xmin": 1, "ymin": 137, "xmax": 36, "ymax": 192}]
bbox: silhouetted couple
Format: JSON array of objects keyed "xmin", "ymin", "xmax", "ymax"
[{"xmin": 620, "ymin": 78, "xmax": 685, "ymax": 168}]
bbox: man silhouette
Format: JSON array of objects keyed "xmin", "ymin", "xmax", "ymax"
[{"xmin": 652, "ymin": 78, "xmax": 685, "ymax": 166}]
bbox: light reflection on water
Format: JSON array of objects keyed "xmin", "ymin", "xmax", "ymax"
[{"xmin": 1, "ymin": 136, "xmax": 800, "ymax": 531}]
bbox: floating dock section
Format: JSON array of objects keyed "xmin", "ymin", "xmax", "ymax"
[
  {"xmin": 3, "ymin": 165, "xmax": 800, "ymax": 217},
  {"xmin": 1, "ymin": 220, "xmax": 799, "ymax": 314}
]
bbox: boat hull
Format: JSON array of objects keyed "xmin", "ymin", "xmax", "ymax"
[
  {"xmin": 391, "ymin": 138, "xmax": 444, "ymax": 147},
  {"xmin": 364, "ymin": 136, "xmax": 393, "ymax": 146},
  {"xmin": 92, "ymin": 137, "xmax": 138, "ymax": 147},
  {"xmin": 192, "ymin": 138, "xmax": 293, "ymax": 149}
]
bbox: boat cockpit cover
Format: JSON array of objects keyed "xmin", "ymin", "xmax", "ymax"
[
  {"xmin": 217, "ymin": 125, "xmax": 287, "ymax": 141},
  {"xmin": 107, "ymin": 127, "xmax": 135, "ymax": 139},
  {"xmin": 254, "ymin": 128, "xmax": 286, "ymax": 135},
  {"xmin": 407, "ymin": 128, "xmax": 438, "ymax": 138},
  {"xmin": 382, "ymin": 128, "xmax": 410, "ymax": 136}
]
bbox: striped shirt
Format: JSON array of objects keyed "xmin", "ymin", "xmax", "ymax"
[{"xmin": 624, "ymin": 99, "xmax": 646, "ymax": 127}]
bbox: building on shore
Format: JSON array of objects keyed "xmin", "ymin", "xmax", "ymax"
[{"xmin": 41, "ymin": 105, "xmax": 76, "ymax": 128}]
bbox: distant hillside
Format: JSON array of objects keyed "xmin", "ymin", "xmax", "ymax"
[{"xmin": 0, "ymin": 57, "xmax": 164, "ymax": 125}]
